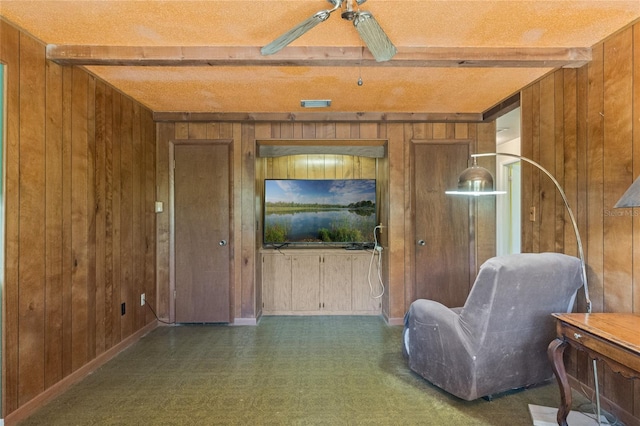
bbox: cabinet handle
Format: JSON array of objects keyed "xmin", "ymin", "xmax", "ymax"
[
  {"xmin": 573, "ymin": 333, "xmax": 582, "ymax": 340},
  {"xmin": 417, "ymin": 239, "xmax": 426, "ymax": 246}
]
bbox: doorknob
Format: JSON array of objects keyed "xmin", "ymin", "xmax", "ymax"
[
  {"xmin": 219, "ymin": 240, "xmax": 227, "ymax": 246},
  {"xmin": 417, "ymin": 240, "xmax": 426, "ymax": 246}
]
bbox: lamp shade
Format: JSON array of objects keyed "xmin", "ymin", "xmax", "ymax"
[
  {"xmin": 614, "ymin": 175, "xmax": 640, "ymax": 208},
  {"xmin": 457, "ymin": 164, "xmax": 494, "ymax": 192},
  {"xmin": 445, "ymin": 164, "xmax": 505, "ymax": 196}
]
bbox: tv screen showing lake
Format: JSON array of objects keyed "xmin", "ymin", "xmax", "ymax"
[{"xmin": 263, "ymin": 179, "xmax": 377, "ymax": 244}]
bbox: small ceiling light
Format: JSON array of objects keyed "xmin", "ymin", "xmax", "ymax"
[{"xmin": 301, "ymin": 99, "xmax": 332, "ymax": 108}]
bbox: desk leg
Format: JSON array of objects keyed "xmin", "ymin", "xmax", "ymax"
[{"xmin": 548, "ymin": 338, "xmax": 571, "ymax": 426}]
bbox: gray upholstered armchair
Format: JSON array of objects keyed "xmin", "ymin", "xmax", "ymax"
[{"xmin": 403, "ymin": 252, "xmax": 584, "ymax": 401}]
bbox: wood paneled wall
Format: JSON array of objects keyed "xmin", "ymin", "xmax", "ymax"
[
  {"xmin": 262, "ymin": 154, "xmax": 377, "ymax": 180},
  {"xmin": 521, "ymin": 22, "xmax": 640, "ymax": 425},
  {"xmin": 155, "ymin": 121, "xmax": 495, "ymax": 326},
  {"xmin": 1, "ymin": 20, "xmax": 157, "ymax": 417}
]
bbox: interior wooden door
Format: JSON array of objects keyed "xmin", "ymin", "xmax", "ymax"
[
  {"xmin": 413, "ymin": 142, "xmax": 473, "ymax": 308},
  {"xmin": 174, "ymin": 143, "xmax": 230, "ymax": 323}
]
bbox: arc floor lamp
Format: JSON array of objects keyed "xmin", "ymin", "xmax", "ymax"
[
  {"xmin": 444, "ymin": 152, "xmax": 640, "ymax": 424},
  {"xmin": 445, "ymin": 152, "xmax": 592, "ymax": 313}
]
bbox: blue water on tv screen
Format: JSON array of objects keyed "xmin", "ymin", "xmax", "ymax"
[{"xmin": 263, "ymin": 179, "xmax": 377, "ymax": 246}]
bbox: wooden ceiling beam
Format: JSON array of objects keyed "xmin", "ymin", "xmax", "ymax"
[
  {"xmin": 152, "ymin": 111, "xmax": 485, "ymax": 123},
  {"xmin": 47, "ymin": 45, "xmax": 592, "ymax": 68}
]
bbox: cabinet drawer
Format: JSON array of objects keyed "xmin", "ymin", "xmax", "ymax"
[{"xmin": 559, "ymin": 322, "xmax": 640, "ymax": 373}]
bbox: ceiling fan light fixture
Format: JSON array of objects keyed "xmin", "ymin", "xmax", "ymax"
[
  {"xmin": 353, "ymin": 11, "xmax": 397, "ymax": 62},
  {"xmin": 261, "ymin": 9, "xmax": 333, "ymax": 56},
  {"xmin": 301, "ymin": 99, "xmax": 332, "ymax": 108}
]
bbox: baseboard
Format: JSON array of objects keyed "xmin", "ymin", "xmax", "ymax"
[
  {"xmin": 386, "ymin": 317, "xmax": 404, "ymax": 326},
  {"xmin": 5, "ymin": 320, "xmax": 158, "ymax": 426},
  {"xmin": 233, "ymin": 317, "xmax": 259, "ymax": 326}
]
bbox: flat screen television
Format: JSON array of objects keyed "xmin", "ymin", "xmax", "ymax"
[{"xmin": 263, "ymin": 179, "xmax": 377, "ymax": 247}]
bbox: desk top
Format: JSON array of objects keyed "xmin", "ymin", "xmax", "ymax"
[{"xmin": 552, "ymin": 313, "xmax": 640, "ymax": 355}]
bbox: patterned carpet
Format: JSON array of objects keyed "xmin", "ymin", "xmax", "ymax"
[{"xmin": 19, "ymin": 316, "xmax": 581, "ymax": 425}]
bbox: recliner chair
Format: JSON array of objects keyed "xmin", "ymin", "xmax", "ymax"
[{"xmin": 403, "ymin": 252, "xmax": 584, "ymax": 401}]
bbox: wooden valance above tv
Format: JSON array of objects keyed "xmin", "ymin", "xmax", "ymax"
[{"xmin": 257, "ymin": 139, "xmax": 387, "ymax": 158}]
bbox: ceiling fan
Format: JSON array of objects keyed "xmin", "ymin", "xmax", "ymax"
[{"xmin": 261, "ymin": 0, "xmax": 397, "ymax": 62}]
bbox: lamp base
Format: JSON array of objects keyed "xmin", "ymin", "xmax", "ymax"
[{"xmin": 528, "ymin": 404, "xmax": 610, "ymax": 425}]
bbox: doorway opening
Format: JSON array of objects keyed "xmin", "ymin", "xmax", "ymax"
[{"xmin": 496, "ymin": 108, "xmax": 521, "ymax": 256}]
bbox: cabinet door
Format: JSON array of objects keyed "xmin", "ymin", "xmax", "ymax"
[
  {"xmin": 262, "ymin": 254, "xmax": 292, "ymax": 312},
  {"xmin": 322, "ymin": 255, "xmax": 352, "ymax": 312},
  {"xmin": 351, "ymin": 253, "xmax": 382, "ymax": 312},
  {"xmin": 291, "ymin": 255, "xmax": 321, "ymax": 311}
]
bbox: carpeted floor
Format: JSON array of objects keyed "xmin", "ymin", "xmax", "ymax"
[{"xmin": 18, "ymin": 316, "xmax": 593, "ymax": 425}]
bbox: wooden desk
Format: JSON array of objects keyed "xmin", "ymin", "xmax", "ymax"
[{"xmin": 548, "ymin": 313, "xmax": 640, "ymax": 426}]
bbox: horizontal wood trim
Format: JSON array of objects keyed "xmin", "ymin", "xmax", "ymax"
[
  {"xmin": 257, "ymin": 139, "xmax": 386, "ymax": 158},
  {"xmin": 153, "ymin": 111, "xmax": 485, "ymax": 123},
  {"xmin": 46, "ymin": 45, "xmax": 592, "ymax": 68}
]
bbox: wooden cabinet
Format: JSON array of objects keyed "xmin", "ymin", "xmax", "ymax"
[
  {"xmin": 291, "ymin": 254, "xmax": 321, "ymax": 311},
  {"xmin": 261, "ymin": 250, "xmax": 382, "ymax": 315}
]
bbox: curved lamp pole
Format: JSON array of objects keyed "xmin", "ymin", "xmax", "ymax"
[{"xmin": 446, "ymin": 152, "xmax": 592, "ymax": 314}]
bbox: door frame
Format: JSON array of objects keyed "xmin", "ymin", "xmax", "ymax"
[{"xmin": 168, "ymin": 139, "xmax": 234, "ymax": 324}]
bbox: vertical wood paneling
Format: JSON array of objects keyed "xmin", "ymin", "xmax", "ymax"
[
  {"xmin": 603, "ymin": 29, "xmax": 634, "ymax": 313},
  {"xmin": 120, "ymin": 97, "xmax": 134, "ymax": 337},
  {"xmin": 1, "ymin": 20, "xmax": 21, "ymax": 414},
  {"xmin": 61, "ymin": 67, "xmax": 74, "ymax": 378},
  {"xmin": 536, "ymin": 73, "xmax": 559, "ymax": 253},
  {"xmin": 70, "ymin": 67, "xmax": 89, "ymax": 371},
  {"xmin": 562, "ymin": 69, "xmax": 578, "ymax": 261},
  {"xmin": 44, "ymin": 58, "xmax": 64, "ymax": 388},
  {"xmin": 155, "ymin": 122, "xmax": 173, "ymax": 320},
  {"xmin": 18, "ymin": 31, "xmax": 47, "ymax": 405},
  {"xmin": 520, "ymin": 22, "xmax": 640, "ymax": 424},
  {"xmin": 520, "ymin": 86, "xmax": 534, "ymax": 254},
  {"xmin": 602, "ymin": 27, "xmax": 634, "ymax": 413},
  {"xmin": 143, "ymin": 109, "xmax": 156, "ymax": 324},
  {"xmin": 94, "ymin": 81, "xmax": 107, "ymax": 356},
  {"xmin": 132, "ymin": 104, "xmax": 144, "ymax": 329},
  {"xmin": 86, "ymin": 75, "xmax": 97, "ymax": 362},
  {"xmin": 586, "ymin": 43, "xmax": 606, "ymax": 315},
  {"xmin": 157, "ymin": 121, "xmax": 485, "ymax": 327},
  {"xmin": 554, "ymin": 72, "xmax": 566, "ymax": 254},
  {"xmin": 103, "ymin": 85, "xmax": 115, "ymax": 348},
  {"xmin": 633, "ymin": 28, "xmax": 640, "ymax": 414},
  {"xmin": 475, "ymin": 123, "xmax": 497, "ymax": 269},
  {"xmin": 241, "ymin": 123, "xmax": 256, "ymax": 318},
  {"xmin": 0, "ymin": 21, "xmax": 157, "ymax": 416},
  {"xmin": 110, "ymin": 92, "xmax": 123, "ymax": 346}
]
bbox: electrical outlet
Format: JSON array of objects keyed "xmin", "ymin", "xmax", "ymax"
[
  {"xmin": 140, "ymin": 293, "xmax": 146, "ymax": 306},
  {"xmin": 121, "ymin": 302, "xmax": 126, "ymax": 316}
]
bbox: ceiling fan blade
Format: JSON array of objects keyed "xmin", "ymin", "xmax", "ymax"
[
  {"xmin": 353, "ymin": 11, "xmax": 397, "ymax": 62},
  {"xmin": 261, "ymin": 10, "xmax": 332, "ymax": 56}
]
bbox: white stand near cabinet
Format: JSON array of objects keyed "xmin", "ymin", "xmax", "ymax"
[{"xmin": 261, "ymin": 249, "xmax": 382, "ymax": 315}]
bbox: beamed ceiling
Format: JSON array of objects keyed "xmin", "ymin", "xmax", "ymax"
[{"xmin": 2, "ymin": 0, "xmax": 640, "ymax": 121}]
